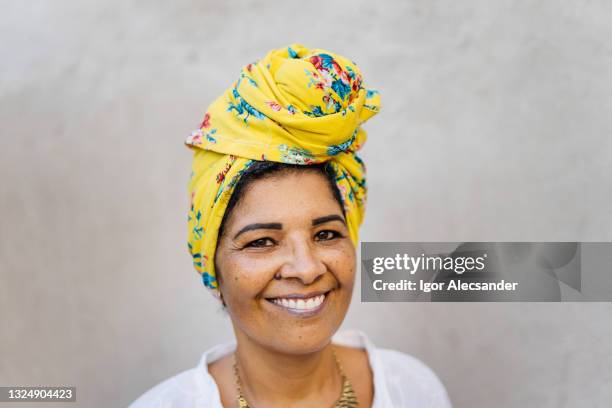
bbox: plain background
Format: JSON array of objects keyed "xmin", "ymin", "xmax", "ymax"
[{"xmin": 2, "ymin": 1, "xmax": 612, "ymax": 407}]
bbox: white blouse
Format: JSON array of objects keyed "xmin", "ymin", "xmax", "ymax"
[{"xmin": 129, "ymin": 329, "xmax": 452, "ymax": 408}]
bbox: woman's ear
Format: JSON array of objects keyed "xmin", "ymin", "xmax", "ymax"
[
  {"xmin": 213, "ymin": 257, "xmax": 228, "ymax": 309},
  {"xmin": 217, "ymin": 279, "xmax": 227, "ymax": 308}
]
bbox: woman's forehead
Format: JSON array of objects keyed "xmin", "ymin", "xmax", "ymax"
[{"xmin": 227, "ymin": 172, "xmax": 343, "ymax": 225}]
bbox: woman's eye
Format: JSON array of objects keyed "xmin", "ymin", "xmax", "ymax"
[
  {"xmin": 315, "ymin": 230, "xmax": 340, "ymax": 241},
  {"xmin": 245, "ymin": 238, "xmax": 275, "ymax": 248}
]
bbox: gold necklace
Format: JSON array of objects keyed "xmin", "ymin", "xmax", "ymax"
[{"xmin": 233, "ymin": 348, "xmax": 358, "ymax": 408}]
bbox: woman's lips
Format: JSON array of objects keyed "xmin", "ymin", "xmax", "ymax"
[{"xmin": 265, "ymin": 291, "xmax": 331, "ymax": 316}]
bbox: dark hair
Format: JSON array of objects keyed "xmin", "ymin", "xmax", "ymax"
[{"xmin": 218, "ymin": 161, "xmax": 345, "ymax": 241}]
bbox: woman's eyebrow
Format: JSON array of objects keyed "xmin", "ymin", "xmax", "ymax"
[
  {"xmin": 234, "ymin": 223, "xmax": 282, "ymax": 239},
  {"xmin": 312, "ymin": 214, "xmax": 346, "ymax": 226}
]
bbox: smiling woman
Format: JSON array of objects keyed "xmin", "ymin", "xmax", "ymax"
[{"xmin": 130, "ymin": 44, "xmax": 451, "ymax": 407}]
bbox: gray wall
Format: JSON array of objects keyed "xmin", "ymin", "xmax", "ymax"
[{"xmin": 1, "ymin": 1, "xmax": 611, "ymax": 407}]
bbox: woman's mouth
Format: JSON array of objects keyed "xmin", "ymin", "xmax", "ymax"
[{"xmin": 265, "ymin": 291, "xmax": 331, "ymax": 316}]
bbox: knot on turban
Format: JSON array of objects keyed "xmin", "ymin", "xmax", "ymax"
[{"xmin": 185, "ymin": 44, "xmax": 381, "ymax": 297}]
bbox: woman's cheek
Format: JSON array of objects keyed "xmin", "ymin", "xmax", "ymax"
[
  {"xmin": 324, "ymin": 244, "xmax": 356, "ymax": 280},
  {"xmin": 225, "ymin": 253, "xmax": 280, "ymax": 295}
]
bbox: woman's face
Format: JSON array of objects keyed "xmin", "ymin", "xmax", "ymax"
[{"xmin": 215, "ymin": 170, "xmax": 356, "ymax": 354}]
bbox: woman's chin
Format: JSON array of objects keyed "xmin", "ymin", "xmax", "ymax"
[{"xmin": 265, "ymin": 330, "xmax": 337, "ymax": 355}]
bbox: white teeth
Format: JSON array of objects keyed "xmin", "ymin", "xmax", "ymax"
[{"xmin": 272, "ymin": 294, "xmax": 326, "ymax": 311}]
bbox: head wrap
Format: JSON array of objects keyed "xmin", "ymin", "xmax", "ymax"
[{"xmin": 185, "ymin": 44, "xmax": 381, "ymax": 298}]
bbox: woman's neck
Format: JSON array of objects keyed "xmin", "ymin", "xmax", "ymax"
[{"xmin": 233, "ymin": 330, "xmax": 342, "ymax": 407}]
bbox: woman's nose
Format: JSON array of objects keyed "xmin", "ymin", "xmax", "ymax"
[{"xmin": 278, "ymin": 239, "xmax": 326, "ymax": 285}]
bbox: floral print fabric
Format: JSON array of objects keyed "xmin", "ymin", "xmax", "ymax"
[{"xmin": 185, "ymin": 43, "xmax": 381, "ymax": 297}]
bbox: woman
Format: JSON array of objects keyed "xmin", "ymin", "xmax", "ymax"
[{"xmin": 131, "ymin": 44, "xmax": 451, "ymax": 407}]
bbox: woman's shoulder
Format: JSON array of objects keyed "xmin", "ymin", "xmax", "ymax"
[
  {"xmin": 333, "ymin": 330, "xmax": 452, "ymax": 407},
  {"xmin": 376, "ymin": 346, "xmax": 445, "ymax": 384},
  {"xmin": 129, "ymin": 367, "xmax": 208, "ymax": 408},
  {"xmin": 129, "ymin": 341, "xmax": 235, "ymax": 408},
  {"xmin": 373, "ymin": 346, "xmax": 452, "ymax": 407}
]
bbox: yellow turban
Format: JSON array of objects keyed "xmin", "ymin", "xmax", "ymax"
[{"xmin": 185, "ymin": 44, "xmax": 381, "ymax": 297}]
